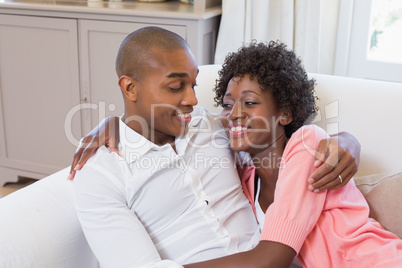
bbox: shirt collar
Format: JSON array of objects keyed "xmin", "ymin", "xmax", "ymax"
[
  {"xmin": 173, "ymin": 106, "xmax": 209, "ymax": 152},
  {"xmin": 119, "ymin": 118, "xmax": 170, "ymax": 164}
]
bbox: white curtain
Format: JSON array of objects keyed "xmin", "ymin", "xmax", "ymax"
[{"xmin": 214, "ymin": 0, "xmax": 340, "ymax": 75}]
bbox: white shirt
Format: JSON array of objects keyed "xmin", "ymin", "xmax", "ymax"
[
  {"xmin": 73, "ymin": 107, "xmax": 260, "ymax": 268},
  {"xmin": 255, "ymin": 179, "xmax": 303, "ymax": 268},
  {"xmin": 255, "ymin": 178, "xmax": 266, "ymax": 231}
]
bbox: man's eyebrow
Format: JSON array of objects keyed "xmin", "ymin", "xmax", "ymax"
[
  {"xmin": 166, "ymin": 69, "xmax": 199, "ymax": 78},
  {"xmin": 167, "ymin": 73, "xmax": 188, "ymax": 78}
]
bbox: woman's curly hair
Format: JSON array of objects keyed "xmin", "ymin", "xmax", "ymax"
[{"xmin": 214, "ymin": 40, "xmax": 318, "ymax": 137}]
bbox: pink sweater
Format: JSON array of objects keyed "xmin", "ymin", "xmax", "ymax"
[{"xmin": 240, "ymin": 125, "xmax": 402, "ymax": 267}]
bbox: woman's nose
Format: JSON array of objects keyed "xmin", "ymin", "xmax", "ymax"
[{"xmin": 228, "ymin": 102, "xmax": 244, "ymax": 120}]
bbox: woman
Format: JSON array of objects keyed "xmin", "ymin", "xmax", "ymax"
[{"xmin": 183, "ymin": 41, "xmax": 402, "ymax": 267}]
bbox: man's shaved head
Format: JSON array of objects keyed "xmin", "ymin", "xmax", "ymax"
[{"xmin": 116, "ymin": 27, "xmax": 190, "ymax": 80}]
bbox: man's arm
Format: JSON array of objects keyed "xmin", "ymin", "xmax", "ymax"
[
  {"xmin": 69, "ymin": 119, "xmax": 361, "ymax": 192},
  {"xmin": 309, "ymin": 131, "xmax": 361, "ymax": 191},
  {"xmin": 73, "ymin": 161, "xmax": 182, "ymax": 268}
]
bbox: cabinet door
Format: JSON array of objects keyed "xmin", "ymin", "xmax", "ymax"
[
  {"xmin": 0, "ymin": 14, "xmax": 81, "ymax": 179},
  {"xmin": 78, "ymin": 20, "xmax": 186, "ymax": 133}
]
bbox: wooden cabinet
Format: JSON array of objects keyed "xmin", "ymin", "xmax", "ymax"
[
  {"xmin": 0, "ymin": 1, "xmax": 221, "ymax": 185},
  {"xmin": 0, "ymin": 14, "xmax": 81, "ymax": 184}
]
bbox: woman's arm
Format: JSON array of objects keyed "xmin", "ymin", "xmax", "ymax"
[
  {"xmin": 185, "ymin": 127, "xmax": 329, "ymax": 268},
  {"xmin": 187, "ymin": 126, "xmax": 327, "ymax": 268},
  {"xmin": 184, "ymin": 241, "xmax": 296, "ymax": 268},
  {"xmin": 68, "ymin": 116, "xmax": 120, "ymax": 180},
  {"xmin": 309, "ymin": 131, "xmax": 361, "ymax": 191}
]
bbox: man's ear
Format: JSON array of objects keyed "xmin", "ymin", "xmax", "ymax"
[
  {"xmin": 279, "ymin": 111, "xmax": 293, "ymax": 126},
  {"xmin": 119, "ymin": 75, "xmax": 138, "ymax": 102}
]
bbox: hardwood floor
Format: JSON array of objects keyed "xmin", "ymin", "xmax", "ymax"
[
  {"xmin": 0, "ymin": 187, "xmax": 16, "ymax": 198},
  {"xmin": 0, "ymin": 178, "xmax": 36, "ymax": 198}
]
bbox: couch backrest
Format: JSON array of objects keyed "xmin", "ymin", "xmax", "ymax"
[{"xmin": 196, "ymin": 64, "xmax": 402, "ymax": 176}]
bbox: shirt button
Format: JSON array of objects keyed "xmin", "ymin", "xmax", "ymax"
[
  {"xmin": 217, "ymin": 228, "xmax": 225, "ymax": 236},
  {"xmin": 205, "ymin": 210, "xmax": 214, "ymax": 218}
]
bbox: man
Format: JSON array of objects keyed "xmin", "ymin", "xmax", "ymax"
[{"xmin": 73, "ymin": 26, "xmax": 260, "ymax": 268}]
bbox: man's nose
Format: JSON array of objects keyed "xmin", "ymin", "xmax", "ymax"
[{"xmin": 182, "ymin": 86, "xmax": 198, "ymax": 106}]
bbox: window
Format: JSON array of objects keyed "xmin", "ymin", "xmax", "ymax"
[
  {"xmin": 335, "ymin": 0, "xmax": 402, "ymax": 83},
  {"xmin": 368, "ymin": 0, "xmax": 402, "ymax": 64}
]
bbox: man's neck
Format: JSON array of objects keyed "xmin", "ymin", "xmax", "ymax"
[{"xmin": 122, "ymin": 113, "xmax": 177, "ymax": 151}]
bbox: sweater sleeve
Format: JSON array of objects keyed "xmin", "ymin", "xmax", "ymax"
[{"xmin": 259, "ymin": 125, "xmax": 329, "ymax": 253}]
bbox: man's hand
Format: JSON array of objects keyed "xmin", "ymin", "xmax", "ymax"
[
  {"xmin": 68, "ymin": 116, "xmax": 120, "ymax": 181},
  {"xmin": 308, "ymin": 132, "xmax": 361, "ymax": 192}
]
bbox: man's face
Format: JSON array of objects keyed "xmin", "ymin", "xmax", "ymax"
[{"xmin": 132, "ymin": 48, "xmax": 198, "ymax": 146}]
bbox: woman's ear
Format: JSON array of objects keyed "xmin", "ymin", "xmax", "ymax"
[
  {"xmin": 119, "ymin": 75, "xmax": 138, "ymax": 102},
  {"xmin": 279, "ymin": 111, "xmax": 293, "ymax": 126}
]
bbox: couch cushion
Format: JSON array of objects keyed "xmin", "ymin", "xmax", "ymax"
[
  {"xmin": 354, "ymin": 171, "xmax": 402, "ymax": 238},
  {"xmin": 0, "ymin": 167, "xmax": 99, "ymax": 268}
]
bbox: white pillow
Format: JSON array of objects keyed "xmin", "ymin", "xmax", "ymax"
[{"xmin": 0, "ymin": 167, "xmax": 98, "ymax": 268}]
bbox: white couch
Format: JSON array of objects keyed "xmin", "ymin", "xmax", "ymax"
[{"xmin": 0, "ymin": 64, "xmax": 401, "ymax": 267}]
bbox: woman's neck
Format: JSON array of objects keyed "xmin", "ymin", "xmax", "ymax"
[{"xmin": 250, "ymin": 132, "xmax": 288, "ymax": 212}]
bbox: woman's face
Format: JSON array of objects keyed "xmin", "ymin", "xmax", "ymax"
[{"xmin": 220, "ymin": 74, "xmax": 286, "ymax": 155}]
